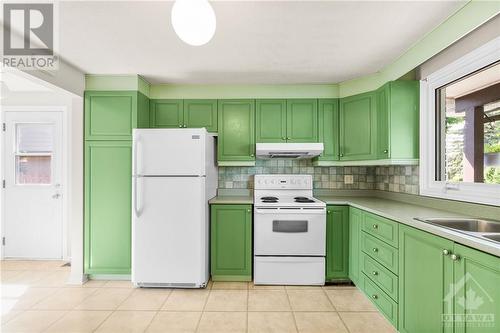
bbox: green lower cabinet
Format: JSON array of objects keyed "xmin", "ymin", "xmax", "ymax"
[
  {"xmin": 348, "ymin": 207, "xmax": 363, "ymax": 285},
  {"xmin": 217, "ymin": 100, "xmax": 255, "ymax": 165},
  {"xmin": 326, "ymin": 205, "xmax": 349, "ymax": 281},
  {"xmin": 362, "ymin": 273, "xmax": 399, "ymax": 327},
  {"xmin": 210, "ymin": 204, "xmax": 252, "ymax": 281},
  {"xmin": 453, "ymin": 244, "xmax": 500, "ymax": 333},
  {"xmin": 399, "ymin": 225, "xmax": 454, "ymax": 333},
  {"xmin": 84, "ymin": 141, "xmax": 132, "ymax": 274}
]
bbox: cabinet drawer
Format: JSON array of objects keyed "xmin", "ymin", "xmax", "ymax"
[
  {"xmin": 362, "ymin": 212, "xmax": 398, "ymax": 247},
  {"xmin": 362, "ymin": 274, "xmax": 398, "ymax": 328},
  {"xmin": 361, "ymin": 232, "xmax": 398, "ymax": 274},
  {"xmin": 361, "ymin": 253, "xmax": 398, "ymax": 301}
]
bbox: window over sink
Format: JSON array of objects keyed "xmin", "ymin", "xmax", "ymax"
[{"xmin": 421, "ymin": 37, "xmax": 500, "ymax": 206}]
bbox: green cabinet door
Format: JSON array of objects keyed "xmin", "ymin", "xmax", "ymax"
[
  {"xmin": 317, "ymin": 99, "xmax": 339, "ymax": 161},
  {"xmin": 217, "ymin": 100, "xmax": 255, "ymax": 164},
  {"xmin": 84, "ymin": 141, "xmax": 132, "ymax": 274},
  {"xmin": 399, "ymin": 225, "xmax": 454, "ymax": 333},
  {"xmin": 85, "ymin": 91, "xmax": 139, "ymax": 140},
  {"xmin": 376, "ymin": 84, "xmax": 390, "ymax": 159},
  {"xmin": 150, "ymin": 99, "xmax": 183, "ymax": 128},
  {"xmin": 286, "ymin": 99, "xmax": 318, "ymax": 142},
  {"xmin": 326, "ymin": 205, "xmax": 349, "ymax": 281},
  {"xmin": 453, "ymin": 244, "xmax": 500, "ymax": 333},
  {"xmin": 210, "ymin": 204, "xmax": 252, "ymax": 281},
  {"xmin": 349, "ymin": 207, "xmax": 363, "ymax": 285},
  {"xmin": 339, "ymin": 92, "xmax": 377, "ymax": 160},
  {"xmin": 256, "ymin": 99, "xmax": 287, "ymax": 143},
  {"xmin": 184, "ymin": 99, "xmax": 218, "ymax": 132}
]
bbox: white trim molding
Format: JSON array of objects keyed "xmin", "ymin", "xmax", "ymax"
[{"xmin": 420, "ymin": 36, "xmax": 500, "ymax": 206}]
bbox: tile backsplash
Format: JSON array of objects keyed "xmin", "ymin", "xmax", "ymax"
[{"xmin": 218, "ymin": 159, "xmax": 419, "ymax": 195}]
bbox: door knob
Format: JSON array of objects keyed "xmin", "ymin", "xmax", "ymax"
[
  {"xmin": 442, "ymin": 249, "xmax": 450, "ymax": 256},
  {"xmin": 383, "ymin": 149, "xmax": 388, "ymax": 153},
  {"xmin": 450, "ymin": 254, "xmax": 460, "ymax": 261},
  {"xmin": 372, "ymin": 248, "xmax": 378, "ymax": 253},
  {"xmin": 179, "ymin": 125, "xmax": 182, "ymax": 128}
]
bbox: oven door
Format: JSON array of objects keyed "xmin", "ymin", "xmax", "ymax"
[{"xmin": 254, "ymin": 207, "xmax": 326, "ymax": 256}]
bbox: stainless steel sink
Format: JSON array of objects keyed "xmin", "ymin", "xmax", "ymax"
[
  {"xmin": 482, "ymin": 234, "xmax": 500, "ymax": 243},
  {"xmin": 417, "ymin": 218, "xmax": 500, "ymax": 233},
  {"xmin": 414, "ymin": 217, "xmax": 500, "ymax": 245}
]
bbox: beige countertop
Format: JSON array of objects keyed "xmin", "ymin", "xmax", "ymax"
[
  {"xmin": 209, "ymin": 195, "xmax": 253, "ymax": 204},
  {"xmin": 209, "ymin": 194, "xmax": 500, "ymax": 257}
]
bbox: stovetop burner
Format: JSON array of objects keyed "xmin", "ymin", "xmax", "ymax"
[{"xmin": 294, "ymin": 196, "xmax": 315, "ymax": 203}]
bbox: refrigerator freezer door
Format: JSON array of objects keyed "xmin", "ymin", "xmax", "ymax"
[
  {"xmin": 132, "ymin": 176, "xmax": 208, "ymax": 287},
  {"xmin": 133, "ymin": 129, "xmax": 205, "ymax": 176}
]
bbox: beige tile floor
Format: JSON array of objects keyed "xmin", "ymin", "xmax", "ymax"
[{"xmin": 1, "ymin": 261, "xmax": 396, "ymax": 332}]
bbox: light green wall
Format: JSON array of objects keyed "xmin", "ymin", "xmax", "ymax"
[
  {"xmin": 338, "ymin": 1, "xmax": 499, "ymax": 97},
  {"xmin": 85, "ymin": 1, "xmax": 499, "ymax": 99},
  {"xmin": 85, "ymin": 74, "xmax": 150, "ymax": 96},
  {"xmin": 149, "ymin": 84, "xmax": 339, "ymax": 99}
]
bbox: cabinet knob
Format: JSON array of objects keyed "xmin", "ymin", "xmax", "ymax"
[
  {"xmin": 327, "ymin": 210, "xmax": 331, "ymax": 214},
  {"xmin": 247, "ymin": 209, "xmax": 251, "ymax": 213},
  {"xmin": 183, "ymin": 124, "xmax": 187, "ymax": 128},
  {"xmin": 442, "ymin": 249, "xmax": 450, "ymax": 256},
  {"xmin": 450, "ymin": 254, "xmax": 460, "ymax": 261},
  {"xmin": 179, "ymin": 125, "xmax": 182, "ymax": 128},
  {"xmin": 282, "ymin": 137, "xmax": 286, "ymax": 140},
  {"xmin": 250, "ymin": 154, "xmax": 255, "ymax": 157},
  {"xmin": 372, "ymin": 224, "xmax": 378, "ymax": 229},
  {"xmin": 287, "ymin": 137, "xmax": 291, "ymax": 140},
  {"xmin": 340, "ymin": 153, "xmax": 344, "ymax": 157},
  {"xmin": 372, "ymin": 248, "xmax": 378, "ymax": 253},
  {"xmin": 372, "ymin": 271, "xmax": 378, "ymax": 276},
  {"xmin": 372, "ymin": 294, "xmax": 378, "ymax": 300},
  {"xmin": 383, "ymin": 149, "xmax": 388, "ymax": 153}
]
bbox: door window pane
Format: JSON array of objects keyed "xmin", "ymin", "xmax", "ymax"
[
  {"xmin": 436, "ymin": 62, "xmax": 500, "ymax": 184},
  {"xmin": 16, "ymin": 155, "xmax": 52, "ymax": 184},
  {"xmin": 16, "ymin": 123, "xmax": 53, "ymax": 153}
]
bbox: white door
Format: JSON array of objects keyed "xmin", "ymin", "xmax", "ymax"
[{"xmin": 3, "ymin": 111, "xmax": 63, "ymax": 259}]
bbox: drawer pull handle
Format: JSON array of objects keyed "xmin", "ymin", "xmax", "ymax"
[
  {"xmin": 372, "ymin": 224, "xmax": 378, "ymax": 229},
  {"xmin": 372, "ymin": 294, "xmax": 378, "ymax": 299},
  {"xmin": 372, "ymin": 271, "xmax": 378, "ymax": 276},
  {"xmin": 372, "ymin": 248, "xmax": 378, "ymax": 253}
]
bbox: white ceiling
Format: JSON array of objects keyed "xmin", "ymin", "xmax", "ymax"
[{"xmin": 55, "ymin": 0, "xmax": 466, "ymax": 84}]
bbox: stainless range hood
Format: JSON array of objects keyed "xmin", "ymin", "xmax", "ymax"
[{"xmin": 256, "ymin": 143, "xmax": 324, "ymax": 159}]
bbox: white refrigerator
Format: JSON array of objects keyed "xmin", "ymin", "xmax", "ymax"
[{"xmin": 131, "ymin": 128, "xmax": 217, "ymax": 288}]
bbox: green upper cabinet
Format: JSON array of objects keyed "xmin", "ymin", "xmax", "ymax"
[
  {"xmin": 150, "ymin": 99, "xmax": 184, "ymax": 128},
  {"xmin": 453, "ymin": 244, "xmax": 500, "ymax": 333},
  {"xmin": 326, "ymin": 205, "xmax": 349, "ymax": 281},
  {"xmin": 183, "ymin": 99, "xmax": 218, "ymax": 132},
  {"xmin": 398, "ymin": 225, "xmax": 454, "ymax": 333},
  {"xmin": 84, "ymin": 141, "xmax": 132, "ymax": 274},
  {"xmin": 317, "ymin": 99, "xmax": 339, "ymax": 161},
  {"xmin": 286, "ymin": 99, "xmax": 318, "ymax": 142},
  {"xmin": 217, "ymin": 100, "xmax": 255, "ymax": 165},
  {"xmin": 85, "ymin": 91, "xmax": 149, "ymax": 140},
  {"xmin": 255, "ymin": 99, "xmax": 287, "ymax": 142},
  {"xmin": 211, "ymin": 204, "xmax": 252, "ymax": 281},
  {"xmin": 376, "ymin": 81, "xmax": 419, "ymax": 160},
  {"xmin": 349, "ymin": 207, "xmax": 363, "ymax": 285},
  {"xmin": 339, "ymin": 91, "xmax": 377, "ymax": 160}
]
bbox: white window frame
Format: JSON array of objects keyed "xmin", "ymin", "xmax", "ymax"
[{"xmin": 420, "ymin": 36, "xmax": 500, "ymax": 206}]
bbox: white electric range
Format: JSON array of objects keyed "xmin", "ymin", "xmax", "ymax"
[{"xmin": 253, "ymin": 174, "xmax": 326, "ymax": 285}]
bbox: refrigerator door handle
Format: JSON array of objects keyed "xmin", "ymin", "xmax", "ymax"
[{"xmin": 133, "ymin": 137, "xmax": 141, "ymax": 218}]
